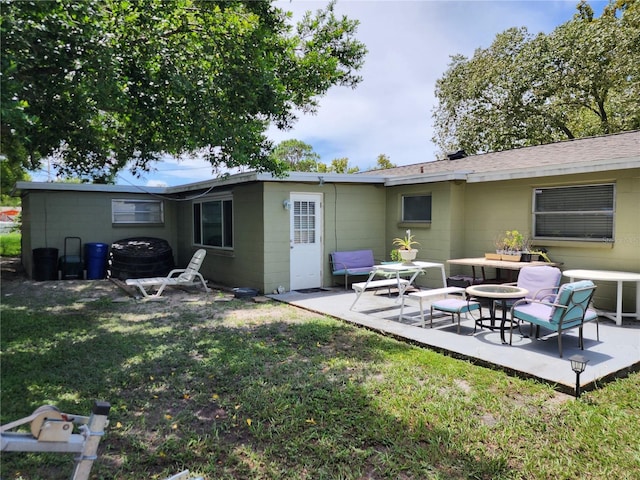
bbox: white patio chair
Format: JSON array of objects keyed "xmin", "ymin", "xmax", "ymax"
[
  {"xmin": 164, "ymin": 470, "xmax": 204, "ymax": 480},
  {"xmin": 126, "ymin": 249, "xmax": 209, "ymax": 299}
]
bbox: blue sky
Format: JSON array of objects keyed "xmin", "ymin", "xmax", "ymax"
[{"xmin": 32, "ymin": 0, "xmax": 608, "ymax": 187}]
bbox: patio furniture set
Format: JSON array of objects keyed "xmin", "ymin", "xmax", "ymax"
[{"xmin": 341, "ymin": 254, "xmax": 639, "ymax": 358}]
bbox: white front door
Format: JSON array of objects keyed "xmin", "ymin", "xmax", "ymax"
[{"xmin": 289, "ymin": 193, "xmax": 323, "ymax": 290}]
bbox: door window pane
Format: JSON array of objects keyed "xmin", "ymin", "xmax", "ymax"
[{"xmin": 293, "ymin": 200, "xmax": 316, "ymax": 244}]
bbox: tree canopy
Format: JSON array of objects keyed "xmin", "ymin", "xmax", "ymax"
[
  {"xmin": 270, "ymin": 139, "xmax": 321, "ymax": 172},
  {"xmin": 374, "ymin": 154, "xmax": 396, "ymax": 170},
  {"xmin": 270, "ymin": 139, "xmax": 359, "ymax": 173},
  {"xmin": 432, "ymin": 0, "xmax": 640, "ymax": 155},
  {"xmin": 1, "ymin": 0, "xmax": 367, "ymax": 184}
]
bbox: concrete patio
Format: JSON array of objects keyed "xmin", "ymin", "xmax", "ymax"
[{"xmin": 270, "ymin": 287, "xmax": 640, "ymax": 394}]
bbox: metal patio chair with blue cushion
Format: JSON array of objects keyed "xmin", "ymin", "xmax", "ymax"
[
  {"xmin": 430, "ymin": 296, "xmax": 481, "ymax": 334},
  {"xmin": 499, "ymin": 265, "xmax": 562, "ymax": 335},
  {"xmin": 509, "ymin": 280, "xmax": 599, "ymax": 357}
]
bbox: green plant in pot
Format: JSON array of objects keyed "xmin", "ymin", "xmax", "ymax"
[
  {"xmin": 500, "ymin": 230, "xmax": 525, "ymax": 261},
  {"xmin": 503, "ymin": 230, "xmax": 525, "ymax": 253},
  {"xmin": 514, "ymin": 235, "xmax": 551, "ymax": 262},
  {"xmin": 392, "ymin": 229, "xmax": 420, "ymax": 265}
]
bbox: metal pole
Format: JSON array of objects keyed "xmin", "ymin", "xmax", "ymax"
[{"xmin": 575, "ymin": 372, "xmax": 581, "ymax": 398}]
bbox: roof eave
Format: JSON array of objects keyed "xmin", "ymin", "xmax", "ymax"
[
  {"xmin": 12, "ymin": 181, "xmax": 167, "ymax": 196},
  {"xmin": 384, "ymin": 171, "xmax": 472, "ymax": 186},
  {"xmin": 466, "ymin": 158, "xmax": 640, "ymax": 183},
  {"xmin": 165, "ymin": 171, "xmax": 387, "ymax": 193}
]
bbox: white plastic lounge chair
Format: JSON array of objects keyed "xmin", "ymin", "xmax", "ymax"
[
  {"xmin": 164, "ymin": 470, "xmax": 204, "ymax": 480},
  {"xmin": 126, "ymin": 249, "xmax": 209, "ymax": 299}
]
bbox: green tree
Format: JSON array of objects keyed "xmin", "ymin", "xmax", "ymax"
[
  {"xmin": 374, "ymin": 154, "xmax": 396, "ymax": 170},
  {"xmin": 327, "ymin": 157, "xmax": 359, "ymax": 173},
  {"xmin": 432, "ymin": 0, "xmax": 640, "ymax": 154},
  {"xmin": 270, "ymin": 139, "xmax": 320, "ymax": 172},
  {"xmin": 270, "ymin": 140, "xmax": 360, "ymax": 173},
  {"xmin": 0, "ymin": 157, "xmax": 29, "ymax": 205},
  {"xmin": 1, "ymin": 0, "xmax": 367, "ymax": 183}
]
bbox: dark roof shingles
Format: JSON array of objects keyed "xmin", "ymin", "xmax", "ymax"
[{"xmin": 363, "ymin": 131, "xmax": 640, "ymax": 177}]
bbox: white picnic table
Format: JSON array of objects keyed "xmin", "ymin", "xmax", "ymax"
[{"xmin": 350, "ymin": 261, "xmax": 447, "ymax": 310}]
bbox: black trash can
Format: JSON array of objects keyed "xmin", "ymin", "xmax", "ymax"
[
  {"xmin": 85, "ymin": 243, "xmax": 109, "ymax": 279},
  {"xmin": 32, "ymin": 248, "xmax": 59, "ymax": 281}
]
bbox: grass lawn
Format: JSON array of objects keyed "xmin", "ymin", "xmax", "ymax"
[
  {"xmin": 1, "ymin": 277, "xmax": 638, "ymax": 479},
  {"xmin": 0, "ymin": 233, "xmax": 21, "ymax": 256}
]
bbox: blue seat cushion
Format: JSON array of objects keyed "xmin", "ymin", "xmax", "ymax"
[
  {"xmin": 332, "ymin": 266, "xmax": 373, "ymax": 276},
  {"xmin": 432, "ymin": 298, "xmax": 480, "ymax": 314},
  {"xmin": 331, "ymin": 250, "xmax": 375, "ymax": 274}
]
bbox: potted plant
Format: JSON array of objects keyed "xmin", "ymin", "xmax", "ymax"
[
  {"xmin": 392, "ymin": 229, "xmax": 420, "ymax": 265},
  {"xmin": 529, "ymin": 247, "xmax": 551, "ymax": 263},
  {"xmin": 520, "ymin": 236, "xmax": 533, "ymax": 262},
  {"xmin": 501, "ymin": 230, "xmax": 524, "ymax": 261}
]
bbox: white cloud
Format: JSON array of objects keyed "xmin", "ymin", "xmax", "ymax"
[
  {"xmin": 267, "ymin": 0, "xmax": 608, "ymax": 171},
  {"xmin": 109, "ymin": 0, "xmax": 608, "ymax": 185}
]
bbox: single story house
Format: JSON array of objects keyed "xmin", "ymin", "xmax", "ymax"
[{"xmin": 13, "ymin": 130, "xmax": 640, "ymax": 312}]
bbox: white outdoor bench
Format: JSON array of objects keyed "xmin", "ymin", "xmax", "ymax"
[{"xmin": 400, "ymin": 286, "xmax": 465, "ymax": 327}]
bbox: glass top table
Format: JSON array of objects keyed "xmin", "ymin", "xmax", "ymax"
[
  {"xmin": 465, "ymin": 284, "xmax": 529, "ymax": 343},
  {"xmin": 466, "ymin": 284, "xmax": 529, "ymax": 299}
]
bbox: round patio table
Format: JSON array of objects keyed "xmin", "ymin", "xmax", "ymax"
[{"xmin": 466, "ymin": 284, "xmax": 529, "ymax": 343}]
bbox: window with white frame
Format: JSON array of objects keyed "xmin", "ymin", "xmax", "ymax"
[
  {"xmin": 193, "ymin": 195, "xmax": 233, "ymax": 248},
  {"xmin": 402, "ymin": 194, "xmax": 432, "ymax": 222},
  {"xmin": 112, "ymin": 199, "xmax": 164, "ymax": 224},
  {"xmin": 533, "ymin": 184, "xmax": 615, "ymax": 241}
]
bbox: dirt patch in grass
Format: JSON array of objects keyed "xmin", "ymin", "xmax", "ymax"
[{"xmin": 1, "ymin": 255, "xmax": 286, "ymax": 319}]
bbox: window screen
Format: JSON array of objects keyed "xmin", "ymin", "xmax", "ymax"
[
  {"xmin": 402, "ymin": 195, "xmax": 432, "ymax": 222},
  {"xmin": 533, "ymin": 184, "xmax": 614, "ymax": 241},
  {"xmin": 112, "ymin": 199, "xmax": 163, "ymax": 224}
]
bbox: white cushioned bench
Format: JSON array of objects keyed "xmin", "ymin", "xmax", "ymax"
[{"xmin": 400, "ymin": 286, "xmax": 465, "ymax": 326}]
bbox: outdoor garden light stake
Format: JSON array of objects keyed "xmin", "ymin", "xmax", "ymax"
[{"xmin": 568, "ymin": 354, "xmax": 588, "ymax": 398}]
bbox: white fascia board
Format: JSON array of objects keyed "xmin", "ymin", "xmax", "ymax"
[
  {"xmin": 465, "ymin": 158, "xmax": 640, "ymax": 183},
  {"xmin": 164, "ymin": 171, "xmax": 262, "ymax": 193},
  {"xmin": 13, "ymin": 181, "xmax": 167, "ymax": 195},
  {"xmin": 254, "ymin": 171, "xmax": 386, "ymax": 184},
  {"xmin": 383, "ymin": 172, "xmax": 472, "ymax": 186},
  {"xmin": 165, "ymin": 171, "xmax": 386, "ymax": 193}
]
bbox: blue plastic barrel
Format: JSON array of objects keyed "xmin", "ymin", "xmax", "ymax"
[{"xmin": 85, "ymin": 243, "xmax": 109, "ymax": 279}]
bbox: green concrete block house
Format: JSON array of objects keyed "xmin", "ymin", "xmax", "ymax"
[{"xmin": 13, "ymin": 131, "xmax": 640, "ymax": 312}]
